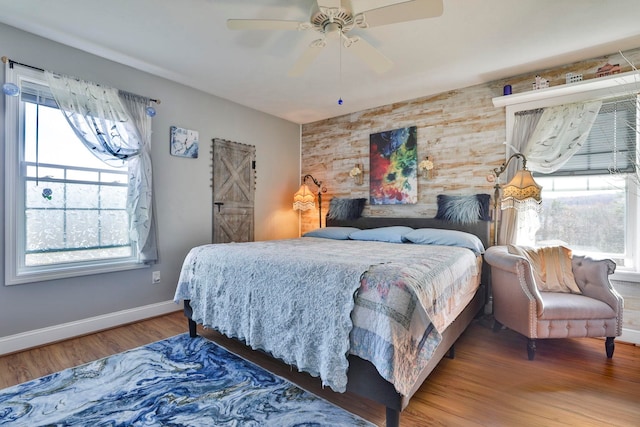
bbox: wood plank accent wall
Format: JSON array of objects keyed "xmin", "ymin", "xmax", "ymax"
[
  {"xmin": 301, "ymin": 84, "xmax": 505, "ymax": 230},
  {"xmin": 300, "ymin": 47, "xmax": 640, "ymax": 338},
  {"xmin": 300, "ymin": 47, "xmax": 640, "ymax": 234}
]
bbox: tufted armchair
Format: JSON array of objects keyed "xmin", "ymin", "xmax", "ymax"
[{"xmin": 484, "ymin": 245, "xmax": 623, "ymax": 360}]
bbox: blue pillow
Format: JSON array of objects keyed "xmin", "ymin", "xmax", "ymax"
[
  {"xmin": 349, "ymin": 226, "xmax": 413, "ymax": 243},
  {"xmin": 303, "ymin": 227, "xmax": 360, "ymax": 240},
  {"xmin": 404, "ymin": 228, "xmax": 485, "ymax": 255}
]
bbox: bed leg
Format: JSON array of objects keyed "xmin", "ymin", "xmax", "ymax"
[
  {"xmin": 183, "ymin": 300, "xmax": 198, "ymax": 338},
  {"xmin": 385, "ymin": 407, "xmax": 400, "ymax": 427},
  {"xmin": 188, "ymin": 318, "xmax": 197, "ymax": 338},
  {"xmin": 447, "ymin": 344, "xmax": 455, "ymax": 359}
]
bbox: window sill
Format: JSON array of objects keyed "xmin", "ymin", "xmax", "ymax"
[
  {"xmin": 6, "ymin": 259, "xmax": 149, "ymax": 286},
  {"xmin": 611, "ymin": 270, "xmax": 640, "ymax": 284}
]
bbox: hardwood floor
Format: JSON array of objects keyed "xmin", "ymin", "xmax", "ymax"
[{"xmin": 1, "ymin": 311, "xmax": 639, "ymax": 426}]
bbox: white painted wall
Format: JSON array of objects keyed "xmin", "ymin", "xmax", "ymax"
[{"xmin": 0, "ymin": 23, "xmax": 301, "ymax": 351}]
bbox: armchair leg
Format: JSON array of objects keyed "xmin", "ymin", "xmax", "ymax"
[
  {"xmin": 492, "ymin": 319, "xmax": 503, "ymax": 333},
  {"xmin": 605, "ymin": 337, "xmax": 615, "ymax": 358},
  {"xmin": 527, "ymin": 339, "xmax": 536, "ymax": 361}
]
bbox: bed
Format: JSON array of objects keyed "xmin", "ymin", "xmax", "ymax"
[{"xmin": 175, "ymin": 217, "xmax": 490, "ymax": 427}]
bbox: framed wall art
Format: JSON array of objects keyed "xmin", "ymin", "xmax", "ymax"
[
  {"xmin": 369, "ymin": 126, "xmax": 418, "ymax": 205},
  {"xmin": 170, "ymin": 126, "xmax": 199, "ymax": 158}
]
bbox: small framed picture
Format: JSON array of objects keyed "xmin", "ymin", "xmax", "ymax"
[{"xmin": 170, "ymin": 126, "xmax": 199, "ymax": 158}]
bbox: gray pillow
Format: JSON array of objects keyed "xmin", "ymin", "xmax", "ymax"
[
  {"xmin": 349, "ymin": 226, "xmax": 413, "ymax": 243},
  {"xmin": 435, "ymin": 194, "xmax": 491, "ymax": 224},
  {"xmin": 326, "ymin": 198, "xmax": 367, "ymax": 220},
  {"xmin": 404, "ymin": 228, "xmax": 485, "ymax": 255},
  {"xmin": 303, "ymin": 227, "xmax": 360, "ymax": 240}
]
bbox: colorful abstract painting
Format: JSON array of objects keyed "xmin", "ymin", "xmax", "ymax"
[{"xmin": 369, "ymin": 126, "xmax": 418, "ymax": 204}]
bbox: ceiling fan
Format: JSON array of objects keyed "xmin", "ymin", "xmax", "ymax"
[{"xmin": 227, "ymin": 0, "xmax": 443, "ymax": 77}]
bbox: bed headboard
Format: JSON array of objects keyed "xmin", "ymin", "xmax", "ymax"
[{"xmin": 326, "ymin": 217, "xmax": 491, "ymax": 251}]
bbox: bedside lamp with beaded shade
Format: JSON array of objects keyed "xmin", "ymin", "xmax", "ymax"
[
  {"xmin": 293, "ymin": 174, "xmax": 325, "ymax": 228},
  {"xmin": 491, "ymin": 153, "xmax": 542, "ymax": 245}
]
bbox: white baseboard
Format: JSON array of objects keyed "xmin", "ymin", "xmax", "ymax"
[
  {"xmin": 619, "ymin": 327, "xmax": 640, "ymax": 346},
  {"xmin": 0, "ymin": 300, "xmax": 181, "ymax": 356}
]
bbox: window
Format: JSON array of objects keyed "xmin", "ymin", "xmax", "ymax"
[
  {"xmin": 5, "ymin": 66, "xmax": 140, "ymax": 285},
  {"xmin": 534, "ymin": 97, "xmax": 639, "ymax": 272},
  {"xmin": 496, "ymin": 73, "xmax": 640, "ymax": 278}
]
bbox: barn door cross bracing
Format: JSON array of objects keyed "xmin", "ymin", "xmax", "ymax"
[{"xmin": 212, "ymin": 138, "xmax": 256, "ymax": 243}]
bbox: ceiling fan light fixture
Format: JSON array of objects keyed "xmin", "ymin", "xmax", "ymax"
[
  {"xmin": 324, "ymin": 22, "xmax": 342, "ymax": 38},
  {"xmin": 227, "ymin": 0, "xmax": 444, "ymax": 77}
]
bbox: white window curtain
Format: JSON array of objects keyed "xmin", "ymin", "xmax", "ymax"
[
  {"xmin": 44, "ymin": 72, "xmax": 158, "ymax": 262},
  {"xmin": 501, "ymin": 100, "xmax": 602, "ymax": 245},
  {"xmin": 523, "ymin": 100, "xmax": 603, "ymax": 173},
  {"xmin": 498, "ymin": 109, "xmax": 543, "ymax": 245}
]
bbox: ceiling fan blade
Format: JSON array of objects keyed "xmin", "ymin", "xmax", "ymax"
[
  {"xmin": 227, "ymin": 19, "xmax": 306, "ymax": 31},
  {"xmin": 344, "ymin": 36, "xmax": 393, "ymax": 74},
  {"xmin": 357, "ymin": 0, "xmax": 443, "ymax": 28},
  {"xmin": 288, "ymin": 40, "xmax": 326, "ymax": 77}
]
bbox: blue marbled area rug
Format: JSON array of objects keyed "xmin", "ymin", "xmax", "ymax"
[{"xmin": 0, "ymin": 334, "xmax": 375, "ymax": 427}]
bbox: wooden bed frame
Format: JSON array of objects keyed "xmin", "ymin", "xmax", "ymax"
[{"xmin": 183, "ymin": 217, "xmax": 490, "ymax": 427}]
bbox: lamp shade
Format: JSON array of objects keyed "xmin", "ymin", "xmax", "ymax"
[
  {"xmin": 501, "ymin": 169, "xmax": 542, "ymax": 211},
  {"xmin": 293, "ymin": 184, "xmax": 316, "ymax": 211}
]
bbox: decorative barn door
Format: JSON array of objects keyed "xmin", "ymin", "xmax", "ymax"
[{"xmin": 212, "ymin": 138, "xmax": 255, "ymax": 243}]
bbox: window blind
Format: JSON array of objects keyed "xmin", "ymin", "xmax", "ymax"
[
  {"xmin": 20, "ymin": 80, "xmax": 58, "ymax": 109},
  {"xmin": 541, "ymin": 96, "xmax": 638, "ymax": 176}
]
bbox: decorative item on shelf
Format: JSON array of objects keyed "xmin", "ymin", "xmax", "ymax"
[
  {"xmin": 596, "ymin": 63, "xmax": 621, "ymax": 78},
  {"xmin": 532, "ymin": 75, "xmax": 549, "ymax": 90},
  {"xmin": 418, "ymin": 156, "xmax": 434, "ymax": 179},
  {"xmin": 293, "ymin": 174, "xmax": 327, "ymax": 228},
  {"xmin": 489, "ymin": 153, "xmax": 542, "ymax": 245},
  {"xmin": 349, "ymin": 163, "xmax": 364, "ymax": 185},
  {"xmin": 565, "ymin": 72, "xmax": 583, "ymax": 84},
  {"xmin": 503, "ymin": 84, "xmax": 512, "ymax": 96}
]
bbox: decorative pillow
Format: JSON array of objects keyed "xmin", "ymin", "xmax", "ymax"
[
  {"xmin": 348, "ymin": 226, "xmax": 413, "ymax": 243},
  {"xmin": 326, "ymin": 198, "xmax": 367, "ymax": 220},
  {"xmin": 435, "ymin": 194, "xmax": 491, "ymax": 224},
  {"xmin": 404, "ymin": 228, "xmax": 485, "ymax": 255},
  {"xmin": 508, "ymin": 245, "xmax": 581, "ymax": 294},
  {"xmin": 303, "ymin": 227, "xmax": 360, "ymax": 240}
]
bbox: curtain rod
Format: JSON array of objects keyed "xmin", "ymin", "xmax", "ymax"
[{"xmin": 2, "ymin": 56, "xmax": 161, "ymax": 104}]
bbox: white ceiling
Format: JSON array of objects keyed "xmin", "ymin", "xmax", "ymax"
[{"xmin": 2, "ymin": 0, "xmax": 640, "ymax": 124}]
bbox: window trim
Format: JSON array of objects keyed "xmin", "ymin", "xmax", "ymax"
[
  {"xmin": 4, "ymin": 66, "xmax": 144, "ymax": 286},
  {"xmin": 492, "ymin": 70, "xmax": 640, "ymax": 281}
]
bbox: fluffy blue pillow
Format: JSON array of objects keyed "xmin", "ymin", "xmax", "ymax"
[
  {"xmin": 303, "ymin": 227, "xmax": 360, "ymax": 240},
  {"xmin": 349, "ymin": 226, "xmax": 413, "ymax": 243},
  {"xmin": 435, "ymin": 194, "xmax": 491, "ymax": 224},
  {"xmin": 404, "ymin": 228, "xmax": 485, "ymax": 255}
]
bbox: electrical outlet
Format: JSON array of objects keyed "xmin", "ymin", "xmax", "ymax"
[{"xmin": 152, "ymin": 271, "xmax": 161, "ymax": 284}]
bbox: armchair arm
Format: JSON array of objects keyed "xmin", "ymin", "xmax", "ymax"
[
  {"xmin": 484, "ymin": 246, "xmax": 542, "ymax": 300},
  {"xmin": 484, "ymin": 246, "xmax": 544, "ymax": 337},
  {"xmin": 571, "ymin": 255, "xmax": 623, "ymax": 315}
]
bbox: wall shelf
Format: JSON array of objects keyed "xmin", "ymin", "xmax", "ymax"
[{"xmin": 492, "ymin": 69, "xmax": 640, "ymax": 108}]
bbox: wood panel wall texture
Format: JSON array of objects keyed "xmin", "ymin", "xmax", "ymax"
[{"xmin": 300, "ymin": 47, "xmax": 640, "ymax": 338}]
